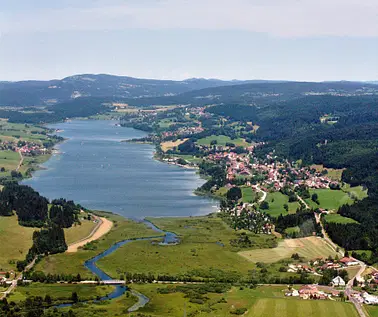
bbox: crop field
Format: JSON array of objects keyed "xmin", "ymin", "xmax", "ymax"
[
  {"xmin": 265, "ymin": 192, "xmax": 300, "ymax": 217},
  {"xmin": 127, "ymin": 284, "xmax": 358, "ymax": 317},
  {"xmin": 324, "ymin": 214, "xmax": 359, "ymax": 224},
  {"xmin": 196, "ymin": 135, "xmax": 250, "ymax": 147},
  {"xmin": 305, "ymin": 189, "xmax": 355, "ymax": 210},
  {"xmin": 96, "ymin": 216, "xmax": 277, "ymax": 278},
  {"xmin": 239, "ymin": 236, "xmax": 337, "ymax": 264},
  {"xmin": 34, "ymin": 212, "xmax": 163, "ymax": 277},
  {"xmin": 0, "ymin": 216, "xmax": 35, "ymax": 271}
]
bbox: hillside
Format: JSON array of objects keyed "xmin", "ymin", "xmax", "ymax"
[{"xmin": 0, "ymin": 74, "xmax": 259, "ymax": 107}]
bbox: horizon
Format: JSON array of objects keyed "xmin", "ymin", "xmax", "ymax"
[
  {"xmin": 1, "ymin": 73, "xmax": 377, "ymax": 83},
  {"xmin": 1, "ymin": 1, "xmax": 377, "ymax": 82}
]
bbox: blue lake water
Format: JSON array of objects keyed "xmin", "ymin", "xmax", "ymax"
[{"xmin": 23, "ymin": 120, "xmax": 218, "ymax": 218}]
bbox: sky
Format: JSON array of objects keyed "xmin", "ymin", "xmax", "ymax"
[{"xmin": 0, "ymin": 0, "xmax": 377, "ymax": 82}]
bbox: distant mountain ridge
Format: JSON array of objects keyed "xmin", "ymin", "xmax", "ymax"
[
  {"xmin": 0, "ymin": 74, "xmax": 272, "ymax": 107},
  {"xmin": 0, "ymin": 74, "xmax": 377, "ymax": 107}
]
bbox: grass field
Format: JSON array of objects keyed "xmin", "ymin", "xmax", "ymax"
[
  {"xmin": 311, "ymin": 165, "xmax": 344, "ymax": 181},
  {"xmin": 0, "ymin": 150, "xmax": 21, "ymax": 173},
  {"xmin": 366, "ymin": 306, "xmax": 378, "ymax": 317},
  {"xmin": 196, "ymin": 135, "xmax": 250, "ymax": 147},
  {"xmin": 0, "ymin": 216, "xmax": 35, "ymax": 271},
  {"xmin": 34, "ymin": 212, "xmax": 163, "ymax": 277},
  {"xmin": 9, "ymin": 283, "xmax": 114, "ymax": 304},
  {"xmin": 64, "ymin": 217, "xmax": 97, "ymax": 245},
  {"xmin": 324, "ymin": 214, "xmax": 359, "ymax": 224},
  {"xmin": 305, "ymin": 189, "xmax": 355, "ymax": 210},
  {"xmin": 96, "ymin": 216, "xmax": 277, "ymax": 278},
  {"xmin": 127, "ymin": 284, "xmax": 358, "ymax": 317},
  {"xmin": 239, "ymin": 236, "xmax": 337, "ymax": 264},
  {"xmin": 265, "ymin": 192, "xmax": 300, "ymax": 217},
  {"xmin": 241, "ymin": 186, "xmax": 257, "ymax": 203},
  {"xmin": 285, "ymin": 226, "xmax": 300, "ymax": 235},
  {"xmin": 343, "ymin": 185, "xmax": 368, "ymax": 200}
]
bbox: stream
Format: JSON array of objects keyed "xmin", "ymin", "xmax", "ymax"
[{"xmin": 56, "ymin": 219, "xmax": 179, "ymax": 312}]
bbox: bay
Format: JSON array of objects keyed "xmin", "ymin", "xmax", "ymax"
[{"xmin": 23, "ymin": 120, "xmax": 218, "ymax": 218}]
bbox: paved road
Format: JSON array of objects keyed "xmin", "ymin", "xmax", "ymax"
[
  {"xmin": 345, "ymin": 261, "xmax": 367, "ymax": 317},
  {"xmin": 256, "ymin": 186, "xmax": 267, "ymax": 203}
]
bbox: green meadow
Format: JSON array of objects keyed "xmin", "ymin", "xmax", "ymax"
[
  {"xmin": 96, "ymin": 216, "xmax": 277, "ymax": 278},
  {"xmin": 324, "ymin": 213, "xmax": 359, "ymax": 224},
  {"xmin": 9, "ymin": 283, "xmax": 114, "ymax": 305},
  {"xmin": 124, "ymin": 284, "xmax": 359, "ymax": 317},
  {"xmin": 305, "ymin": 188, "xmax": 355, "ymax": 210},
  {"xmin": 0, "ymin": 216, "xmax": 35, "ymax": 271},
  {"xmin": 265, "ymin": 192, "xmax": 300, "ymax": 217},
  {"xmin": 196, "ymin": 135, "xmax": 250, "ymax": 147}
]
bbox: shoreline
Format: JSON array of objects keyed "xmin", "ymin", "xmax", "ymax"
[{"xmin": 23, "ymin": 118, "xmax": 218, "ymax": 219}]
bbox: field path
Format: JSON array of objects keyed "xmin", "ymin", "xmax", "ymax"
[
  {"xmin": 66, "ymin": 216, "xmax": 113, "ymax": 253},
  {"xmin": 16, "ymin": 151, "xmax": 23, "ymax": 171}
]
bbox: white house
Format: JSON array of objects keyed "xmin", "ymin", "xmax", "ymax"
[
  {"xmin": 332, "ymin": 276, "xmax": 346, "ymax": 287},
  {"xmin": 362, "ymin": 292, "xmax": 378, "ymax": 305}
]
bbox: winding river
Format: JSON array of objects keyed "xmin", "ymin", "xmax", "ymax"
[{"xmin": 58, "ymin": 220, "xmax": 178, "ymax": 311}]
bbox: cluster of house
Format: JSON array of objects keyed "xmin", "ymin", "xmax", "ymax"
[
  {"xmin": 15, "ymin": 143, "xmax": 48, "ymax": 156},
  {"xmin": 287, "ymin": 257, "xmax": 360, "ymax": 277},
  {"xmin": 184, "ymin": 106, "xmax": 211, "ymax": 118},
  {"xmin": 0, "ymin": 271, "xmax": 15, "ymax": 286},
  {"xmin": 160, "ymin": 126, "xmax": 204, "ymax": 139},
  {"xmin": 286, "ymin": 285, "xmax": 339, "ymax": 300},
  {"xmin": 207, "ymin": 149, "xmax": 338, "ymax": 192}
]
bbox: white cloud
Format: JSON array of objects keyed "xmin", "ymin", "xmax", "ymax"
[{"xmin": 1, "ymin": 0, "xmax": 378, "ymax": 37}]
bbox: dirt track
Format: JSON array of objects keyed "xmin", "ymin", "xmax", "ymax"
[{"xmin": 66, "ymin": 216, "xmax": 113, "ymax": 253}]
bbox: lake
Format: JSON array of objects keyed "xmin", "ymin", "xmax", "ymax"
[{"xmin": 23, "ymin": 120, "xmax": 218, "ymax": 218}]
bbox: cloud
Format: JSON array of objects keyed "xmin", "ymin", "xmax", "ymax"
[{"xmin": 1, "ymin": 0, "xmax": 378, "ymax": 37}]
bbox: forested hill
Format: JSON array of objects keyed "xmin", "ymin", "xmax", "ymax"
[
  {"xmin": 207, "ymin": 96, "xmax": 378, "ymax": 259},
  {"xmin": 124, "ymin": 81, "xmax": 378, "ymax": 107},
  {"xmin": 0, "ymin": 74, "xmax": 260, "ymax": 107}
]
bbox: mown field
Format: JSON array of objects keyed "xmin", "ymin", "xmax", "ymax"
[
  {"xmin": 8, "ymin": 283, "xmax": 115, "ymax": 304},
  {"xmin": 265, "ymin": 192, "xmax": 300, "ymax": 217},
  {"xmin": 239, "ymin": 236, "xmax": 337, "ymax": 264},
  {"xmin": 96, "ymin": 216, "xmax": 277, "ymax": 278},
  {"xmin": 34, "ymin": 212, "xmax": 163, "ymax": 277},
  {"xmin": 324, "ymin": 213, "xmax": 359, "ymax": 224},
  {"xmin": 196, "ymin": 135, "xmax": 250, "ymax": 147},
  {"xmin": 122, "ymin": 284, "xmax": 359, "ymax": 317},
  {"xmin": 0, "ymin": 216, "xmax": 35, "ymax": 271}
]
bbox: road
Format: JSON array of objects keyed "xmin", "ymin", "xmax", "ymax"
[
  {"xmin": 256, "ymin": 186, "xmax": 267, "ymax": 203},
  {"xmin": 345, "ymin": 261, "xmax": 367, "ymax": 317}
]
